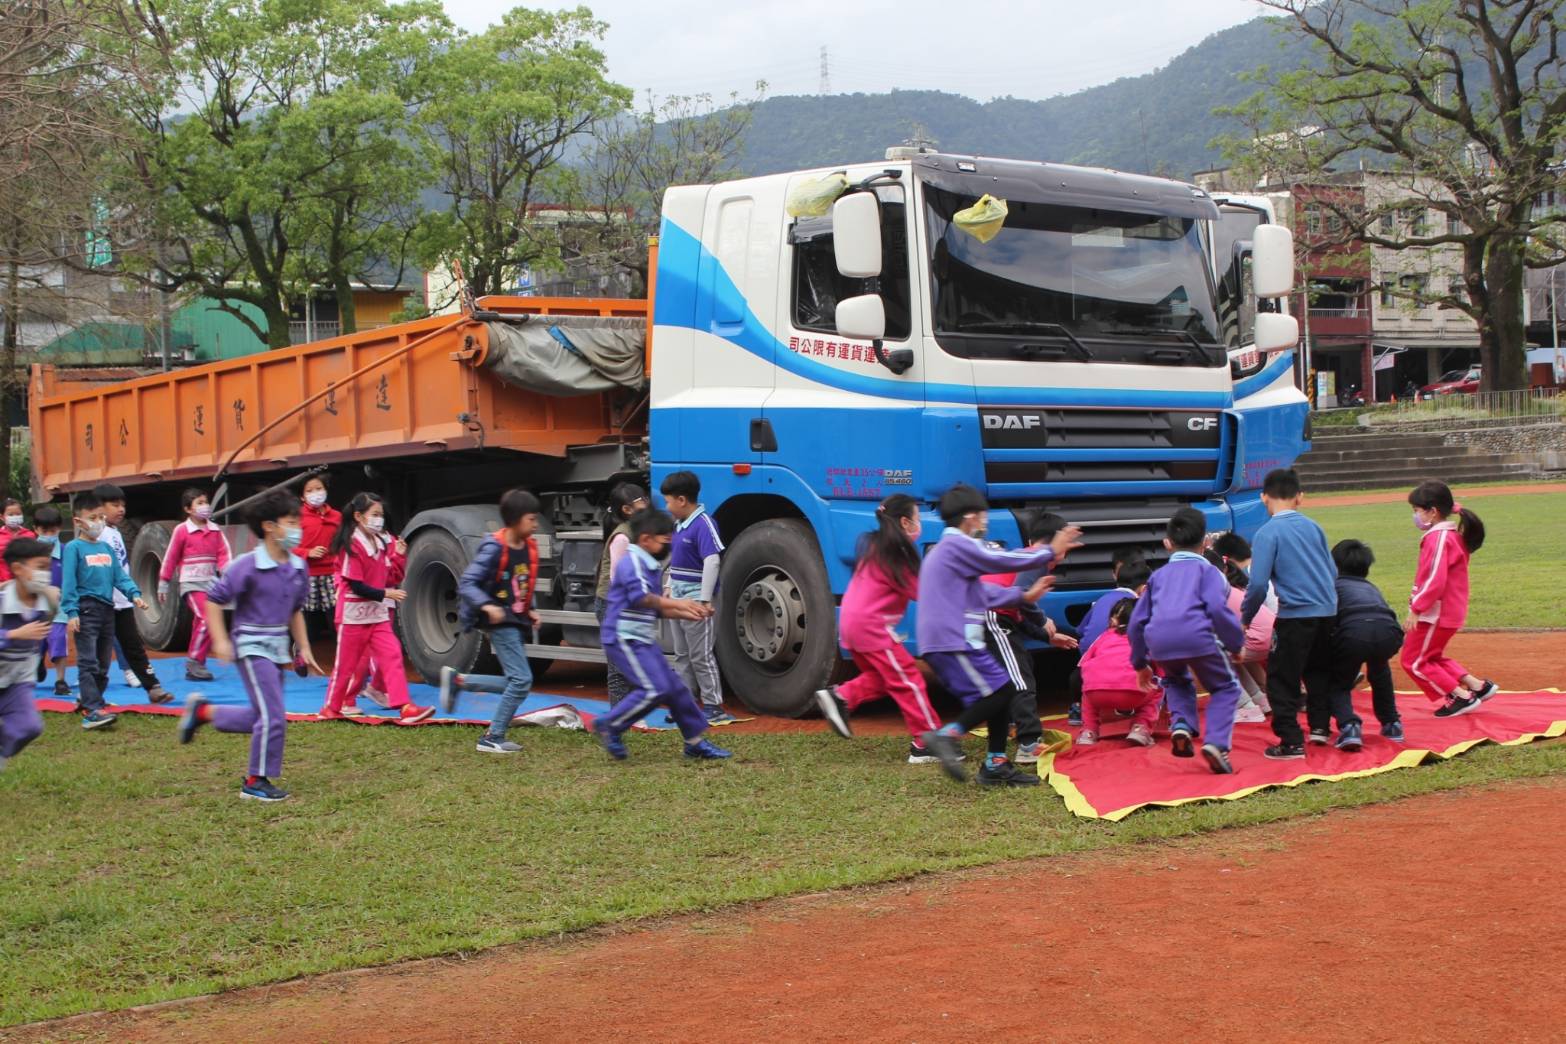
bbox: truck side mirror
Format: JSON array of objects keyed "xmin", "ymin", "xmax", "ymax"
[
  {"xmin": 1250, "ymin": 224, "xmax": 1294, "ymax": 298},
  {"xmin": 832, "ymin": 192, "xmax": 882, "ymax": 278},
  {"xmin": 835, "ymin": 294, "xmax": 886, "ymax": 340},
  {"xmin": 1253, "ymin": 312, "xmax": 1299, "ymax": 353}
]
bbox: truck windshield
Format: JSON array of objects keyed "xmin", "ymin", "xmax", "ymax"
[{"xmin": 924, "ymin": 184, "xmax": 1222, "ymax": 362}]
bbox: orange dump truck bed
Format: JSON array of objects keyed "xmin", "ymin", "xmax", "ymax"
[{"xmin": 29, "ymin": 296, "xmax": 650, "ymax": 495}]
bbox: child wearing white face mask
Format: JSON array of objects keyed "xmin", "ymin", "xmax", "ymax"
[
  {"xmin": 158, "ymin": 488, "xmax": 232, "ymax": 681},
  {"xmin": 61, "ymin": 492, "xmax": 149, "ymax": 730},
  {"xmin": 318, "ymin": 493, "xmax": 432, "ymax": 723},
  {"xmin": 0, "ymin": 537, "xmax": 56, "ymax": 771},
  {"xmin": 294, "ymin": 475, "xmax": 341, "ymax": 622},
  {"xmin": 0, "ymin": 499, "xmax": 37, "ymax": 586}
]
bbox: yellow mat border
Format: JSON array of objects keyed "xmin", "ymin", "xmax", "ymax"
[{"xmin": 1041, "ymin": 689, "xmax": 1566, "ymax": 822}]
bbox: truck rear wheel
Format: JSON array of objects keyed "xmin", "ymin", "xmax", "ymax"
[
  {"xmin": 401, "ymin": 528, "xmax": 486, "ymax": 684},
  {"xmin": 129, "ymin": 520, "xmax": 191, "ymax": 652},
  {"xmin": 715, "ymin": 518, "xmax": 838, "ymax": 718}
]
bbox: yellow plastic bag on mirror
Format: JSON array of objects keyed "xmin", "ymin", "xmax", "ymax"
[
  {"xmin": 785, "ymin": 173, "xmax": 851, "ymax": 218},
  {"xmin": 953, "ymin": 194, "xmax": 1008, "ymax": 243}
]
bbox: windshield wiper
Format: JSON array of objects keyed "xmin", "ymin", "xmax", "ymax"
[
  {"xmin": 1096, "ymin": 327, "xmax": 1222, "ymax": 365},
  {"xmin": 950, "ymin": 320, "xmax": 1093, "ymax": 362}
]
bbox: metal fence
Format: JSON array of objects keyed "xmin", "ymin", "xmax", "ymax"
[{"xmin": 1373, "ymin": 387, "xmax": 1565, "ymax": 428}]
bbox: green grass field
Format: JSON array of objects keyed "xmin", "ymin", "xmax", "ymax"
[
  {"xmin": 6, "ymin": 717, "xmax": 1566, "ymax": 1026},
  {"xmin": 3, "ymin": 486, "xmax": 1562, "ymax": 1027},
  {"xmin": 1307, "ymin": 491, "xmax": 1566, "ymax": 629}
]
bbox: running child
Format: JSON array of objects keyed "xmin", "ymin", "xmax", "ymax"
[
  {"xmin": 32, "ymin": 506, "xmax": 71, "ymax": 696},
  {"xmin": 442, "ymin": 489, "xmax": 543, "ymax": 754},
  {"xmin": 916, "ymin": 484, "xmax": 1082, "ymax": 787},
  {"xmin": 178, "ymin": 491, "xmax": 321, "ymax": 802},
  {"xmin": 0, "ymin": 538, "xmax": 55, "ymax": 771},
  {"xmin": 595, "ymin": 482, "xmax": 648, "ymax": 705},
  {"xmin": 661, "ymin": 470, "xmax": 732, "ymax": 724},
  {"xmin": 1240, "ymin": 468, "xmax": 1353, "ymax": 759},
  {"xmin": 1127, "ymin": 508, "xmax": 1247, "ymax": 774},
  {"xmin": 92, "ymin": 484, "xmax": 171, "ymax": 703},
  {"xmin": 158, "ymin": 487, "xmax": 232, "ymax": 681},
  {"xmin": 0, "ymin": 498, "xmax": 36, "ymax": 582},
  {"xmin": 813, "ymin": 494, "xmax": 944, "ymax": 763},
  {"xmin": 1330, "ymin": 539, "xmax": 1405, "ymax": 740},
  {"xmin": 1076, "ymin": 598, "xmax": 1159, "ymax": 747},
  {"xmin": 1400, "ymin": 480, "xmax": 1495, "ymax": 717},
  {"xmin": 319, "ymin": 493, "xmax": 433, "ymax": 723},
  {"xmin": 62, "ymin": 492, "xmax": 148, "ymax": 729},
  {"xmin": 295, "ymin": 474, "xmax": 341, "ymax": 633},
  {"xmin": 591, "ymin": 509, "xmax": 731, "ymax": 762}
]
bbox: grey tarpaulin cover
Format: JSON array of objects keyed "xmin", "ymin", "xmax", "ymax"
[{"xmin": 483, "ymin": 316, "xmax": 645, "ymax": 396}]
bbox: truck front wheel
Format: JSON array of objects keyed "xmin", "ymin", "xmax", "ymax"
[
  {"xmin": 129, "ymin": 520, "xmax": 191, "ymax": 652},
  {"xmin": 715, "ymin": 518, "xmax": 838, "ymax": 718},
  {"xmin": 401, "ymin": 528, "xmax": 486, "ymax": 684}
]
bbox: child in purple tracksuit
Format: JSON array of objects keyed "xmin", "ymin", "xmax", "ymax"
[
  {"xmin": 178, "ymin": 491, "xmax": 319, "ymax": 802},
  {"xmin": 591, "ymin": 509, "xmax": 731, "ymax": 762},
  {"xmin": 1127, "ymin": 507, "xmax": 1247, "ymax": 774},
  {"xmin": 917, "ymin": 485, "xmax": 1082, "ymax": 787},
  {"xmin": 0, "ymin": 538, "xmax": 56, "ymax": 772}
]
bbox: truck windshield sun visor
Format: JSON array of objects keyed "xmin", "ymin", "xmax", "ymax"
[{"xmin": 923, "ymin": 181, "xmax": 1224, "ymax": 366}]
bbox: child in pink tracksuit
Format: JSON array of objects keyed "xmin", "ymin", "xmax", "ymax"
[
  {"xmin": 158, "ymin": 488, "xmax": 232, "ymax": 682},
  {"xmin": 320, "ymin": 493, "xmax": 432, "ymax": 723},
  {"xmin": 814, "ymin": 494, "xmax": 944, "ymax": 763},
  {"xmin": 1400, "ymin": 479, "xmax": 1496, "ymax": 718},
  {"xmin": 1076, "ymin": 598, "xmax": 1160, "ymax": 747}
]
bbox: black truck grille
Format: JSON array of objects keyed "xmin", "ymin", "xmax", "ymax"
[{"xmin": 1006, "ymin": 498, "xmax": 1186, "ymax": 592}]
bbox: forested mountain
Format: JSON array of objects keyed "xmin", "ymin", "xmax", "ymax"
[{"xmin": 732, "ymin": 16, "xmax": 1313, "ymax": 179}]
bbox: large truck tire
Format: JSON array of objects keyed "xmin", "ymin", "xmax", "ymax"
[
  {"xmin": 401, "ymin": 527, "xmax": 487, "ymax": 684},
  {"xmin": 129, "ymin": 520, "xmax": 191, "ymax": 652},
  {"xmin": 715, "ymin": 518, "xmax": 838, "ymax": 718}
]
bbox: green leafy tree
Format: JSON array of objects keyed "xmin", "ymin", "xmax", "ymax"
[
  {"xmin": 1219, "ymin": 0, "xmax": 1566, "ymax": 393},
  {"xmin": 415, "ymin": 7, "xmax": 631, "ymax": 299}
]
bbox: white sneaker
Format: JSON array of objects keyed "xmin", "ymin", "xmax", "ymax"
[
  {"xmin": 1014, "ymin": 740, "xmax": 1044, "ymax": 764},
  {"xmin": 1234, "ymin": 703, "xmax": 1267, "ymax": 724},
  {"xmin": 359, "ymin": 687, "xmax": 390, "ymax": 709},
  {"xmin": 123, "ymin": 670, "xmax": 141, "ymax": 689}
]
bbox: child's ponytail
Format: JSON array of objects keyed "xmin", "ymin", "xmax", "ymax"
[
  {"xmin": 856, "ymin": 494, "xmax": 921, "ymax": 588},
  {"xmin": 1409, "ymin": 479, "xmax": 1485, "ymax": 553}
]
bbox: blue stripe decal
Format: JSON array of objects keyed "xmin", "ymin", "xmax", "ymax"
[{"xmin": 655, "ymin": 220, "xmax": 1234, "ymax": 409}]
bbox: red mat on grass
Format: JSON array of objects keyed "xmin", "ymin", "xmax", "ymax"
[{"xmin": 1040, "ymin": 688, "xmax": 1566, "ymax": 821}]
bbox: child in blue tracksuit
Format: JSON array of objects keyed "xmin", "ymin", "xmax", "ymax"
[
  {"xmin": 592, "ymin": 509, "xmax": 731, "ymax": 762},
  {"xmin": 917, "ymin": 485, "xmax": 1082, "ymax": 788},
  {"xmin": 660, "ymin": 470, "xmax": 731, "ymax": 724},
  {"xmin": 1127, "ymin": 507, "xmax": 1246, "ymax": 774}
]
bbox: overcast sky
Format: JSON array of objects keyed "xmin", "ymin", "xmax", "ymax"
[{"xmin": 441, "ymin": 0, "xmax": 1272, "ymax": 102}]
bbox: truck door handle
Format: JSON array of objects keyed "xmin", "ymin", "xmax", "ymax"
[{"xmin": 749, "ymin": 418, "xmax": 777, "ymax": 452}]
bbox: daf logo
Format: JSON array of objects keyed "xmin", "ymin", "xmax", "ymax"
[
  {"xmin": 983, "ymin": 414, "xmax": 1042, "ymax": 430},
  {"xmin": 1187, "ymin": 416, "xmax": 1218, "ymax": 431}
]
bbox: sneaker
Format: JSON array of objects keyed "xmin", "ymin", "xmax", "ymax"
[
  {"xmin": 53, "ymin": 679, "xmax": 72, "ymax": 697},
  {"xmin": 178, "ymin": 694, "xmax": 209, "ymax": 744},
  {"xmin": 1234, "ymin": 703, "xmax": 1267, "ymax": 724},
  {"xmin": 1334, "ymin": 723, "xmax": 1364, "ymax": 752},
  {"xmin": 123, "ymin": 670, "xmax": 141, "ymax": 689},
  {"xmin": 146, "ymin": 686, "xmax": 174, "ymax": 705},
  {"xmin": 1471, "ymin": 679, "xmax": 1499, "ymax": 703},
  {"xmin": 1264, "ymin": 743, "xmax": 1307, "ymax": 760},
  {"xmin": 240, "ymin": 777, "xmax": 289, "ymax": 802},
  {"xmin": 684, "ymin": 739, "xmax": 732, "ymax": 760},
  {"xmin": 593, "ymin": 720, "xmax": 628, "ymax": 760},
  {"xmin": 1126, "ymin": 723, "xmax": 1154, "ymax": 747},
  {"xmin": 81, "ymin": 709, "xmax": 118, "ymax": 730},
  {"xmin": 1067, "ymin": 702, "xmax": 1083, "ymax": 726},
  {"xmin": 976, "ymin": 757, "xmax": 1041, "ymax": 788},
  {"xmin": 339, "ymin": 702, "xmax": 365, "ymax": 717},
  {"xmin": 906, "ymin": 742, "xmax": 965, "ymax": 765},
  {"xmin": 1014, "ymin": 740, "xmax": 1044, "ymax": 763},
  {"xmin": 919, "ymin": 730, "xmax": 969, "ymax": 783},
  {"xmin": 703, "ymin": 708, "xmax": 739, "ymax": 726},
  {"xmin": 1202, "ymin": 743, "xmax": 1234, "ymax": 774},
  {"xmin": 1075, "ymin": 729, "xmax": 1099, "ymax": 747},
  {"xmin": 1307, "ymin": 728, "xmax": 1331, "ymax": 745},
  {"xmin": 1381, "ymin": 721, "xmax": 1405, "ymax": 743},
  {"xmin": 185, "ymin": 662, "xmax": 214, "ymax": 682},
  {"xmin": 813, "ymin": 687, "xmax": 853, "ymax": 738},
  {"xmin": 1169, "ymin": 722, "xmax": 1195, "ymax": 758},
  {"xmin": 475, "ymin": 734, "xmax": 522, "ymax": 755},
  {"xmin": 439, "ymin": 666, "xmax": 459, "ymax": 714},
  {"xmin": 1434, "ymin": 693, "xmax": 1481, "ymax": 718},
  {"xmin": 397, "ymin": 703, "xmax": 435, "ymax": 725},
  {"xmin": 360, "ymin": 687, "xmax": 391, "ymax": 709},
  {"xmin": 317, "ymin": 705, "xmax": 347, "ymax": 721}
]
